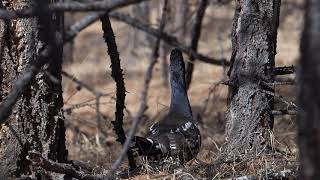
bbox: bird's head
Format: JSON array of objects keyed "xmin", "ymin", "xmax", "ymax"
[{"xmin": 170, "ymin": 48, "xmax": 186, "ymax": 90}]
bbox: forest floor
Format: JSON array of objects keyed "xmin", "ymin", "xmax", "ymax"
[{"xmin": 62, "ymin": 0, "xmax": 302, "ymax": 179}]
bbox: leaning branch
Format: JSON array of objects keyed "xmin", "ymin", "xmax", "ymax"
[
  {"xmin": 100, "ymin": 14, "xmax": 137, "ymax": 171},
  {"xmin": 105, "ymin": 102, "xmax": 147, "ymax": 177},
  {"xmin": 103, "ymin": 1, "xmax": 169, "ymax": 175}
]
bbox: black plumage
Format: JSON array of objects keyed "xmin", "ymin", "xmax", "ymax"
[{"xmin": 131, "ymin": 48, "xmax": 201, "ymax": 164}]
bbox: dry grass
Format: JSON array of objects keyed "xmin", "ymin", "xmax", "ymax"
[{"xmin": 62, "ymin": 0, "xmax": 303, "ymax": 179}]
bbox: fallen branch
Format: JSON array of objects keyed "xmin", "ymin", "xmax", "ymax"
[
  {"xmin": 27, "ymin": 151, "xmax": 102, "ymax": 180},
  {"xmin": 101, "ymin": 14, "xmax": 137, "ymax": 171}
]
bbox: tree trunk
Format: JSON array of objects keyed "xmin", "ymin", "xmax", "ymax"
[
  {"xmin": 223, "ymin": 0, "xmax": 281, "ymax": 159},
  {"xmin": 0, "ymin": 0, "xmax": 67, "ymax": 179},
  {"xmin": 298, "ymin": 0, "xmax": 320, "ymax": 179}
]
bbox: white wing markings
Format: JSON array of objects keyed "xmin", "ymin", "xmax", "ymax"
[{"xmin": 182, "ymin": 121, "xmax": 192, "ymax": 131}]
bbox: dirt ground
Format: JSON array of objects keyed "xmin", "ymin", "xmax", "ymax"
[{"xmin": 62, "ymin": 0, "xmax": 302, "ymax": 179}]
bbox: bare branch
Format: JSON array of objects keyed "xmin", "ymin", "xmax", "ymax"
[
  {"xmin": 259, "ymin": 78, "xmax": 296, "ymax": 88},
  {"xmin": 275, "ymin": 76, "xmax": 296, "ymax": 84},
  {"xmin": 261, "ymin": 89, "xmax": 297, "ymax": 109},
  {"xmin": 109, "ymin": 12, "xmax": 229, "ymax": 66},
  {"xmin": 100, "ymin": 14, "xmax": 137, "ymax": 171},
  {"xmin": 185, "ymin": 0, "xmax": 208, "ymax": 89},
  {"xmin": 0, "ymin": 0, "xmax": 151, "ymax": 19},
  {"xmin": 103, "ymin": 1, "xmax": 169, "ymax": 175},
  {"xmin": 62, "ymin": 71, "xmax": 102, "ymax": 95},
  {"xmin": 64, "ymin": 11, "xmax": 105, "ymax": 42},
  {"xmin": 274, "ymin": 66, "xmax": 296, "ymax": 75},
  {"xmin": 63, "ymin": 11, "xmax": 229, "ymax": 67},
  {"xmin": 106, "ymin": 103, "xmax": 147, "ymax": 177},
  {"xmin": 272, "ymin": 109, "xmax": 297, "ymax": 116},
  {"xmin": 64, "ymin": 101, "xmax": 111, "ymax": 114},
  {"xmin": 51, "ymin": 0, "xmax": 150, "ymax": 12},
  {"xmin": 61, "ymin": 70, "xmax": 110, "ymax": 136}
]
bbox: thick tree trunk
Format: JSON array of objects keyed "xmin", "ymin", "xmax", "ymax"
[
  {"xmin": 298, "ymin": 0, "xmax": 320, "ymax": 179},
  {"xmin": 223, "ymin": 0, "xmax": 281, "ymax": 158},
  {"xmin": 0, "ymin": 0, "xmax": 67, "ymax": 179}
]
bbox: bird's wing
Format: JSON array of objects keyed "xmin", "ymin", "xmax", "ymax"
[{"xmin": 145, "ymin": 117, "xmax": 201, "ymax": 163}]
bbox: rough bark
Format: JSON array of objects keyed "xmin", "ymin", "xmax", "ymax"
[
  {"xmin": 0, "ymin": 0, "xmax": 67, "ymax": 179},
  {"xmin": 298, "ymin": 0, "xmax": 320, "ymax": 179},
  {"xmin": 223, "ymin": 0, "xmax": 281, "ymax": 158}
]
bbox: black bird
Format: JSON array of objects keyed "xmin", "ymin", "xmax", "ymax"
[{"xmin": 131, "ymin": 48, "xmax": 201, "ymax": 164}]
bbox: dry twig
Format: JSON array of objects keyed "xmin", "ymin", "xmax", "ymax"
[{"xmin": 185, "ymin": 0, "xmax": 208, "ymax": 89}]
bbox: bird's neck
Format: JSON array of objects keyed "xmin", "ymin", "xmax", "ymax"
[{"xmin": 169, "ymin": 76, "xmax": 192, "ymax": 118}]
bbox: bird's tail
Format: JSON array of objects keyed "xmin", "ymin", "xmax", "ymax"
[{"xmin": 131, "ymin": 136, "xmax": 164, "ymax": 158}]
